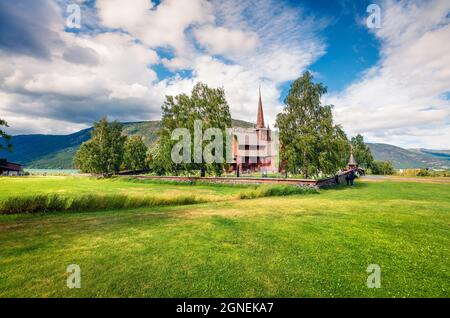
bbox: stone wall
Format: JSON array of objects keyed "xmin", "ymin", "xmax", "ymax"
[
  {"xmin": 132, "ymin": 175, "xmax": 318, "ymax": 188},
  {"xmin": 316, "ymin": 170, "xmax": 355, "ymax": 188},
  {"xmin": 127, "ymin": 171, "xmax": 357, "ymax": 189}
]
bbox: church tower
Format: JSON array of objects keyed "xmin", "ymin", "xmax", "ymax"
[
  {"xmin": 255, "ymin": 87, "xmax": 270, "ymax": 141},
  {"xmin": 347, "ymin": 149, "xmax": 358, "ymax": 170},
  {"xmin": 256, "ymin": 87, "xmax": 265, "ymax": 129}
]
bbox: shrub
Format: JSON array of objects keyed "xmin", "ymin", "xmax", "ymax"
[
  {"xmin": 238, "ymin": 185, "xmax": 317, "ymax": 199},
  {"xmin": 121, "ymin": 177, "xmax": 253, "ymax": 188},
  {"xmin": 0, "ymin": 193, "xmax": 207, "ymax": 215},
  {"xmin": 370, "ymin": 160, "xmax": 394, "ymax": 175},
  {"xmin": 416, "ymin": 169, "xmax": 430, "ymax": 177}
]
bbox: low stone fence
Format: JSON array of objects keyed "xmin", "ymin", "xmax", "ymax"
[
  {"xmin": 316, "ymin": 170, "xmax": 354, "ymax": 188},
  {"xmin": 127, "ymin": 169, "xmax": 357, "ymax": 189}
]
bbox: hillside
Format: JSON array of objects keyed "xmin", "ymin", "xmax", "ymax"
[
  {"xmin": 1, "ymin": 119, "xmax": 256, "ymax": 169},
  {"xmin": 367, "ymin": 143, "xmax": 449, "ymax": 169},
  {"xmin": 408, "ymin": 148, "xmax": 450, "ymax": 161},
  {"xmin": 2, "ymin": 128, "xmax": 92, "ymax": 168}
]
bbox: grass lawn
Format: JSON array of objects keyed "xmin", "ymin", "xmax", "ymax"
[
  {"xmin": 0, "ymin": 177, "xmax": 448, "ymax": 297},
  {"xmin": 0, "ymin": 176, "xmax": 244, "ymax": 201}
]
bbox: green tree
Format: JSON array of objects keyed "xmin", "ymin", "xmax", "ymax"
[
  {"xmin": 74, "ymin": 117, "xmax": 126, "ymax": 175},
  {"xmin": 157, "ymin": 82, "xmax": 232, "ymax": 176},
  {"xmin": 0, "ymin": 118, "xmax": 12, "ymax": 152},
  {"xmin": 371, "ymin": 160, "xmax": 394, "ymax": 175},
  {"xmin": 276, "ymin": 72, "xmax": 350, "ymax": 178},
  {"xmin": 123, "ymin": 136, "xmax": 148, "ymax": 171},
  {"xmin": 351, "ymin": 134, "xmax": 374, "ymax": 168}
]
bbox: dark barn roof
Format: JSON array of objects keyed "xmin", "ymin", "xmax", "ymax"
[{"xmin": 0, "ymin": 159, "xmax": 23, "ymax": 171}]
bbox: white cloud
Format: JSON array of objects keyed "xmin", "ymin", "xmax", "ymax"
[
  {"xmin": 1, "ymin": 0, "xmax": 325, "ymax": 135},
  {"xmin": 327, "ymin": 0, "xmax": 450, "ymax": 149},
  {"xmin": 96, "ymin": 0, "xmax": 214, "ymax": 62},
  {"xmin": 0, "ymin": 30, "xmax": 163, "ymax": 131},
  {"xmin": 194, "ymin": 26, "xmax": 259, "ymax": 56}
]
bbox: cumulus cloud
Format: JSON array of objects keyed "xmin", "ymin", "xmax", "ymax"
[
  {"xmin": 3, "ymin": 0, "xmax": 448, "ymax": 151},
  {"xmin": 194, "ymin": 26, "xmax": 260, "ymax": 56},
  {"xmin": 0, "ymin": 0, "xmax": 63, "ymax": 59},
  {"xmin": 96, "ymin": 0, "xmax": 214, "ymax": 64},
  {"xmin": 326, "ymin": 0, "xmax": 450, "ymax": 148},
  {"xmin": 0, "ymin": 0, "xmax": 325, "ymax": 135},
  {"xmin": 63, "ymin": 45, "xmax": 100, "ymax": 66}
]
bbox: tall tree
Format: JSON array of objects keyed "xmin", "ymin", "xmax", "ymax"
[
  {"xmin": 74, "ymin": 117, "xmax": 126, "ymax": 175},
  {"xmin": 157, "ymin": 82, "xmax": 232, "ymax": 176},
  {"xmin": 350, "ymin": 134, "xmax": 374, "ymax": 168},
  {"xmin": 123, "ymin": 136, "xmax": 148, "ymax": 171},
  {"xmin": 276, "ymin": 72, "xmax": 350, "ymax": 178},
  {"xmin": 0, "ymin": 118, "xmax": 12, "ymax": 152},
  {"xmin": 371, "ymin": 160, "xmax": 394, "ymax": 175}
]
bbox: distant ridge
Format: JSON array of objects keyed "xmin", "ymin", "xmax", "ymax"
[
  {"xmin": 367, "ymin": 143, "xmax": 449, "ymax": 169},
  {"xmin": 408, "ymin": 148, "xmax": 450, "ymax": 160}
]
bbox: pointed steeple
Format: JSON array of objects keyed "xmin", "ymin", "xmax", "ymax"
[
  {"xmin": 256, "ymin": 85, "xmax": 265, "ymax": 129},
  {"xmin": 348, "ymin": 148, "xmax": 357, "ymax": 166}
]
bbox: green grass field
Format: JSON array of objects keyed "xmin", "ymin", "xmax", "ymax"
[
  {"xmin": 0, "ymin": 176, "xmax": 244, "ymax": 201},
  {"xmin": 0, "ymin": 177, "xmax": 448, "ymax": 297}
]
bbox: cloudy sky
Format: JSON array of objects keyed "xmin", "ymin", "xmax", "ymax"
[{"xmin": 0, "ymin": 0, "xmax": 449, "ymax": 149}]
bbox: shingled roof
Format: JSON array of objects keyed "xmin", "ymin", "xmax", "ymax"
[
  {"xmin": 348, "ymin": 152, "xmax": 357, "ymax": 165},
  {"xmin": 0, "ymin": 159, "xmax": 23, "ymax": 171}
]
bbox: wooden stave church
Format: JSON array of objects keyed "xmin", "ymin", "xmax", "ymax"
[{"xmin": 231, "ymin": 89, "xmax": 278, "ymax": 174}]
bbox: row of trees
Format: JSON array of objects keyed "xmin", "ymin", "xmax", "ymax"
[
  {"xmin": 74, "ymin": 118, "xmax": 148, "ymax": 175},
  {"xmin": 75, "ymin": 72, "xmax": 377, "ymax": 178}
]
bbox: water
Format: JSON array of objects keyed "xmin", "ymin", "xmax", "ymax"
[{"xmin": 25, "ymin": 169, "xmax": 80, "ymax": 175}]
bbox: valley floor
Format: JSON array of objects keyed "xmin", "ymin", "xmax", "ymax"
[{"xmin": 0, "ymin": 177, "xmax": 448, "ymax": 297}]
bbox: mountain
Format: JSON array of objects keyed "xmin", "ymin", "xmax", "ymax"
[
  {"xmin": 2, "ymin": 128, "xmax": 92, "ymax": 169},
  {"xmin": 367, "ymin": 143, "xmax": 449, "ymax": 169},
  {"xmin": 408, "ymin": 148, "xmax": 450, "ymax": 161},
  {"xmin": 1, "ymin": 119, "xmax": 256, "ymax": 169}
]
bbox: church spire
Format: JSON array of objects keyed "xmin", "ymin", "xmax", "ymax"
[
  {"xmin": 348, "ymin": 147, "xmax": 357, "ymax": 167},
  {"xmin": 256, "ymin": 85, "xmax": 265, "ymax": 129}
]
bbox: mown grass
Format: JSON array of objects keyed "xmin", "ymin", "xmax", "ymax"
[
  {"xmin": 0, "ymin": 176, "xmax": 244, "ymax": 201},
  {"xmin": 0, "ymin": 178, "xmax": 448, "ymax": 297}
]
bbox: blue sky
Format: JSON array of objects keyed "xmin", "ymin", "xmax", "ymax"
[
  {"xmin": 275, "ymin": 0, "xmax": 382, "ymax": 101},
  {"xmin": 0, "ymin": 0, "xmax": 449, "ymax": 149},
  {"xmin": 305, "ymin": 0, "xmax": 381, "ymax": 93}
]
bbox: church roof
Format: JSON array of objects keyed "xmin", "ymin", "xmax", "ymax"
[
  {"xmin": 256, "ymin": 87, "xmax": 265, "ymax": 129},
  {"xmin": 348, "ymin": 152, "xmax": 357, "ymax": 165},
  {"xmin": 0, "ymin": 159, "xmax": 23, "ymax": 171}
]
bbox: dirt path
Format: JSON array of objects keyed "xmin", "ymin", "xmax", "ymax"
[{"xmin": 362, "ymin": 175, "xmax": 450, "ymax": 184}]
